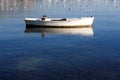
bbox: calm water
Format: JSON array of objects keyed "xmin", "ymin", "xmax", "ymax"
[{"xmin": 0, "ymin": 0, "xmax": 120, "ymax": 80}]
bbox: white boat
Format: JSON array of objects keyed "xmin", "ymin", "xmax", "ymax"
[
  {"xmin": 24, "ymin": 16, "xmax": 94, "ymax": 28},
  {"xmin": 25, "ymin": 27, "xmax": 94, "ymax": 37}
]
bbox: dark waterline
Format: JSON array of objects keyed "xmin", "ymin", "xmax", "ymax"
[{"xmin": 0, "ymin": 0, "xmax": 120, "ymax": 80}]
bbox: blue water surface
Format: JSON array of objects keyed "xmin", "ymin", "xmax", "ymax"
[{"xmin": 0, "ymin": 0, "xmax": 120, "ymax": 80}]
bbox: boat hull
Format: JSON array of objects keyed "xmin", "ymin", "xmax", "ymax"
[
  {"xmin": 26, "ymin": 24, "xmax": 93, "ymax": 28},
  {"xmin": 25, "ymin": 17, "xmax": 94, "ymax": 28}
]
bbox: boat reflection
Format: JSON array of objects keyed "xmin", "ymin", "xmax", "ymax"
[{"xmin": 25, "ymin": 26, "xmax": 94, "ymax": 37}]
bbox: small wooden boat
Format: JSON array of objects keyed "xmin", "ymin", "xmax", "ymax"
[{"xmin": 24, "ymin": 15, "xmax": 94, "ymax": 28}]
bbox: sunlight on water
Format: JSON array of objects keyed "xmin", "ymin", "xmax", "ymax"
[{"xmin": 0, "ymin": 0, "xmax": 120, "ymax": 17}]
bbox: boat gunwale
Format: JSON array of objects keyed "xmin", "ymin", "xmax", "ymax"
[{"xmin": 24, "ymin": 17, "xmax": 94, "ymax": 22}]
